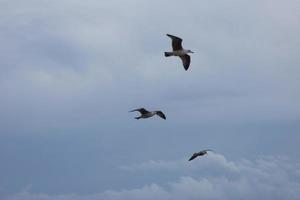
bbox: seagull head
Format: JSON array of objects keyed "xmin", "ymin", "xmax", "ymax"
[{"xmin": 187, "ymin": 50, "xmax": 194, "ymax": 53}]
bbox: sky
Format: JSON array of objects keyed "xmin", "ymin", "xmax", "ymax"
[{"xmin": 0, "ymin": 0, "xmax": 300, "ymax": 199}]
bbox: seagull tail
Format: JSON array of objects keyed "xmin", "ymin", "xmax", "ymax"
[
  {"xmin": 135, "ymin": 116, "xmax": 142, "ymax": 120},
  {"xmin": 164, "ymin": 52, "xmax": 172, "ymax": 57}
]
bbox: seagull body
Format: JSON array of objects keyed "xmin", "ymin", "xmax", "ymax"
[
  {"xmin": 188, "ymin": 149, "xmax": 213, "ymax": 161},
  {"xmin": 165, "ymin": 34, "xmax": 193, "ymax": 70},
  {"xmin": 166, "ymin": 49, "xmax": 191, "ymax": 56},
  {"xmin": 130, "ymin": 108, "xmax": 166, "ymax": 120}
]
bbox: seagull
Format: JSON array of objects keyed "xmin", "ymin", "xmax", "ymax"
[
  {"xmin": 165, "ymin": 34, "xmax": 194, "ymax": 71},
  {"xmin": 188, "ymin": 149, "xmax": 213, "ymax": 161},
  {"xmin": 129, "ymin": 108, "xmax": 166, "ymax": 120}
]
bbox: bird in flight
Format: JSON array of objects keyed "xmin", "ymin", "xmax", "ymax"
[
  {"xmin": 129, "ymin": 108, "xmax": 166, "ymax": 120},
  {"xmin": 188, "ymin": 149, "xmax": 213, "ymax": 161},
  {"xmin": 165, "ymin": 34, "xmax": 194, "ymax": 71}
]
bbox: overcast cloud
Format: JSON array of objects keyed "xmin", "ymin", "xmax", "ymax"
[{"xmin": 0, "ymin": 0, "xmax": 299, "ymax": 199}]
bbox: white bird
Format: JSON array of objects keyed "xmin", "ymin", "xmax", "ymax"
[
  {"xmin": 188, "ymin": 149, "xmax": 213, "ymax": 161},
  {"xmin": 165, "ymin": 34, "xmax": 194, "ymax": 70},
  {"xmin": 129, "ymin": 108, "xmax": 166, "ymax": 120}
]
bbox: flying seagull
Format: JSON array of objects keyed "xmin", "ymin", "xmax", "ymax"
[
  {"xmin": 165, "ymin": 34, "xmax": 194, "ymax": 70},
  {"xmin": 188, "ymin": 149, "xmax": 213, "ymax": 161},
  {"xmin": 129, "ymin": 108, "xmax": 166, "ymax": 120}
]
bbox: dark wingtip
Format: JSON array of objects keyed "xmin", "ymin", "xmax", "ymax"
[
  {"xmin": 166, "ymin": 34, "xmax": 174, "ymax": 38},
  {"xmin": 183, "ymin": 63, "xmax": 190, "ymax": 71},
  {"xmin": 188, "ymin": 155, "xmax": 195, "ymax": 161},
  {"xmin": 164, "ymin": 52, "xmax": 171, "ymax": 57}
]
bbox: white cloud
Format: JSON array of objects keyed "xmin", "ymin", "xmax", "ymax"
[
  {"xmin": 5, "ymin": 155, "xmax": 300, "ymax": 200},
  {"xmin": 120, "ymin": 152, "xmax": 239, "ymax": 172}
]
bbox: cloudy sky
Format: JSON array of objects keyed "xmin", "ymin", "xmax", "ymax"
[{"xmin": 0, "ymin": 0, "xmax": 300, "ymax": 199}]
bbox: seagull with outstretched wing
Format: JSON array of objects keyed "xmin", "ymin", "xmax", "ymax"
[
  {"xmin": 129, "ymin": 108, "xmax": 166, "ymax": 120},
  {"xmin": 165, "ymin": 34, "xmax": 194, "ymax": 71},
  {"xmin": 188, "ymin": 149, "xmax": 213, "ymax": 161}
]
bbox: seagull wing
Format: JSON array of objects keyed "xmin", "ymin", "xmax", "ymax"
[
  {"xmin": 179, "ymin": 54, "xmax": 191, "ymax": 70},
  {"xmin": 167, "ymin": 34, "xmax": 183, "ymax": 51},
  {"xmin": 188, "ymin": 153, "xmax": 198, "ymax": 161},
  {"xmin": 129, "ymin": 108, "xmax": 149, "ymax": 114},
  {"xmin": 156, "ymin": 111, "xmax": 166, "ymax": 120},
  {"xmin": 203, "ymin": 149, "xmax": 214, "ymax": 152}
]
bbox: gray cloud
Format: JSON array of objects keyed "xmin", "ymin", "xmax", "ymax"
[
  {"xmin": 0, "ymin": 0, "xmax": 299, "ymax": 198},
  {"xmin": 1, "ymin": 0, "xmax": 299, "ymax": 128}
]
